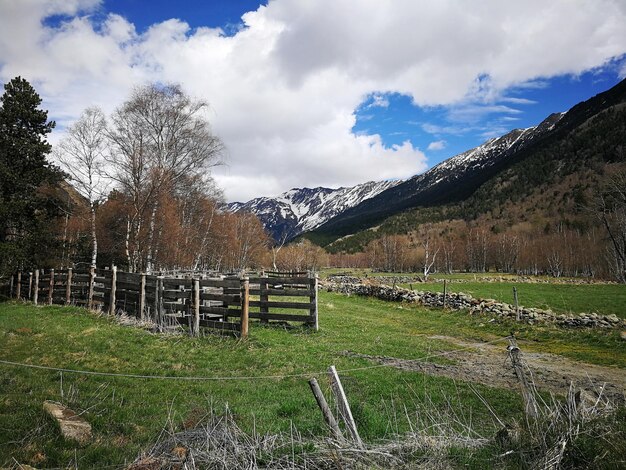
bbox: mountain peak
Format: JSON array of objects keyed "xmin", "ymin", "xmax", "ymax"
[{"xmin": 226, "ymin": 180, "xmax": 400, "ymax": 241}]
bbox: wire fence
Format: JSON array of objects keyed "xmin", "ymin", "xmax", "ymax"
[{"xmin": 0, "ymin": 336, "xmax": 511, "ymax": 382}]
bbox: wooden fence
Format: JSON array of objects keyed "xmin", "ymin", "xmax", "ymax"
[
  {"xmin": 9, "ymin": 268, "xmax": 319, "ymax": 337},
  {"xmin": 248, "ymin": 272, "xmax": 318, "ymax": 329}
]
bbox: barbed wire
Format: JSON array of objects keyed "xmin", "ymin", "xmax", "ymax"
[{"xmin": 0, "ymin": 336, "xmax": 511, "ymax": 381}]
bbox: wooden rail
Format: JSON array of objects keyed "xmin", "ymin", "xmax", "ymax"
[
  {"xmin": 248, "ymin": 272, "xmax": 318, "ymax": 330},
  {"xmin": 10, "ymin": 268, "xmax": 319, "ymax": 335}
]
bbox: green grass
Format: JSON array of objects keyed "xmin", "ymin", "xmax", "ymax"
[
  {"xmin": 322, "ymin": 267, "xmax": 626, "ymax": 317},
  {"xmin": 399, "ymin": 281, "xmax": 626, "ymax": 318},
  {"xmin": 1, "ymin": 293, "xmax": 624, "ymax": 467}
]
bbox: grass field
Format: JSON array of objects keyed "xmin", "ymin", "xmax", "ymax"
[
  {"xmin": 1, "ymin": 288, "xmax": 625, "ymax": 468},
  {"xmin": 321, "ymin": 267, "xmax": 626, "ymax": 318},
  {"xmin": 403, "ymin": 281, "xmax": 626, "ymax": 318}
]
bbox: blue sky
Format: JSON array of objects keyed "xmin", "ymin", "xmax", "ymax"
[
  {"xmin": 95, "ymin": 1, "xmax": 626, "ymax": 167},
  {"xmin": 2, "ymin": 0, "xmax": 625, "ymax": 201},
  {"xmin": 353, "ymin": 65, "xmax": 625, "ymax": 163},
  {"xmin": 99, "ymin": 0, "xmax": 267, "ymax": 34}
]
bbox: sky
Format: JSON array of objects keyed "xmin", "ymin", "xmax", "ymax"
[{"xmin": 0, "ymin": 0, "xmax": 625, "ymax": 203}]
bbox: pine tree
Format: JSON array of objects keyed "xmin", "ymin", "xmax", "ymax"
[{"xmin": 0, "ymin": 76, "xmax": 63, "ymax": 275}]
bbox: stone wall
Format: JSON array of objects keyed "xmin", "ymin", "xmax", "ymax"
[{"xmin": 323, "ymin": 277, "xmax": 625, "ymax": 329}]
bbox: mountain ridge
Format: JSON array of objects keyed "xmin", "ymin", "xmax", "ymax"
[
  {"xmin": 310, "ymin": 78, "xmax": 626, "ymax": 243},
  {"xmin": 226, "ymin": 180, "xmax": 399, "ymax": 241}
]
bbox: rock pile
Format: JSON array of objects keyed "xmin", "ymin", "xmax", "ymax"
[{"xmin": 322, "ymin": 279, "xmax": 625, "ymax": 329}]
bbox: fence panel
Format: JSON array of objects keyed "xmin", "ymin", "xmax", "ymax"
[{"xmin": 11, "ymin": 267, "xmax": 319, "ymax": 335}]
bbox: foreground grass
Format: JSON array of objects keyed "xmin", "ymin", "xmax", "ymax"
[{"xmin": 1, "ymin": 292, "xmax": 624, "ymax": 468}]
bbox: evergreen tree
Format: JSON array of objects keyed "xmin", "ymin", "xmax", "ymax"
[{"xmin": 0, "ymin": 76, "xmax": 63, "ymax": 275}]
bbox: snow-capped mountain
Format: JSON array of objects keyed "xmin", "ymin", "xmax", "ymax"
[
  {"xmin": 226, "ymin": 180, "xmax": 399, "ymax": 241},
  {"xmin": 404, "ymin": 112, "xmax": 565, "ymax": 194},
  {"xmin": 312, "ymin": 112, "xmax": 567, "ymax": 238}
]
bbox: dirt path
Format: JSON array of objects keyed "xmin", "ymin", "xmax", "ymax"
[{"xmin": 345, "ymin": 335, "xmax": 626, "ymax": 402}]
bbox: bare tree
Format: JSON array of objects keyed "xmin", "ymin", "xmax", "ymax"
[
  {"xmin": 419, "ymin": 230, "xmax": 440, "ymax": 281},
  {"xmin": 494, "ymin": 233, "xmax": 520, "ymax": 273},
  {"xmin": 271, "ymin": 230, "xmax": 290, "ymax": 271},
  {"xmin": 466, "ymin": 228, "xmax": 488, "ymax": 272},
  {"xmin": 107, "ymin": 84, "xmax": 224, "ymax": 272},
  {"xmin": 54, "ymin": 107, "xmax": 108, "ymax": 267},
  {"xmin": 441, "ymin": 236, "xmax": 457, "ymax": 274},
  {"xmin": 593, "ymin": 172, "xmax": 626, "ymax": 283}
]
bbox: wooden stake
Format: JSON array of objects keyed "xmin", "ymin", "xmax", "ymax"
[
  {"xmin": 309, "ymin": 377, "xmax": 344, "ymax": 442},
  {"xmin": 109, "ymin": 265, "xmax": 117, "ymax": 315},
  {"xmin": 513, "ymin": 287, "xmax": 520, "ymax": 321},
  {"xmin": 33, "ymin": 269, "xmax": 39, "ymax": 305},
  {"xmin": 259, "ymin": 274, "xmax": 268, "ymax": 324},
  {"xmin": 15, "ymin": 271, "xmax": 21, "ymax": 300},
  {"xmin": 193, "ymin": 278, "xmax": 200, "ymax": 337},
  {"xmin": 443, "ymin": 279, "xmax": 448, "ymax": 309},
  {"xmin": 240, "ymin": 277, "xmax": 249, "ymax": 339},
  {"xmin": 328, "ymin": 365, "xmax": 363, "ymax": 448},
  {"xmin": 139, "ymin": 273, "xmax": 146, "ymax": 320},
  {"xmin": 311, "ymin": 272, "xmax": 319, "ymax": 331},
  {"xmin": 28, "ymin": 272, "xmax": 32, "ymax": 300},
  {"xmin": 48, "ymin": 269, "xmax": 54, "ymax": 305},
  {"xmin": 65, "ymin": 268, "xmax": 72, "ymax": 304},
  {"xmin": 156, "ymin": 276, "xmax": 164, "ymax": 326},
  {"xmin": 507, "ymin": 336, "xmax": 538, "ymax": 418}
]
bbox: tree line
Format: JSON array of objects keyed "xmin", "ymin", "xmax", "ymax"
[
  {"xmin": 327, "ymin": 199, "xmax": 626, "ymax": 282},
  {"xmin": 0, "ymin": 77, "xmax": 271, "ymax": 276}
]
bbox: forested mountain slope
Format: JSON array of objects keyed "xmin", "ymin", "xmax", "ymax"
[{"xmin": 309, "ymin": 78, "xmax": 626, "ymax": 250}]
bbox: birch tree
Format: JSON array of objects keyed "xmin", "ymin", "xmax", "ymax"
[
  {"xmin": 107, "ymin": 84, "xmax": 224, "ymax": 272},
  {"xmin": 54, "ymin": 107, "xmax": 108, "ymax": 267}
]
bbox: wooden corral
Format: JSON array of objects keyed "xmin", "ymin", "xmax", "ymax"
[{"xmin": 10, "ymin": 268, "xmax": 319, "ymax": 337}]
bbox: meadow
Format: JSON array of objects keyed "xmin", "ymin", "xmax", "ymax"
[
  {"xmin": 323, "ymin": 268, "xmax": 626, "ymax": 318},
  {"xmin": 1, "ymin": 282, "xmax": 625, "ymax": 468}
]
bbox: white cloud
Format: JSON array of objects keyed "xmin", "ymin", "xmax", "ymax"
[
  {"xmin": 447, "ymin": 104, "xmax": 523, "ymax": 124},
  {"xmin": 500, "ymin": 97, "xmax": 537, "ymax": 105},
  {"xmin": 1, "ymin": 0, "xmax": 625, "ymax": 201},
  {"xmin": 367, "ymin": 94, "xmax": 390, "ymax": 109},
  {"xmin": 427, "ymin": 140, "xmax": 447, "ymax": 151}
]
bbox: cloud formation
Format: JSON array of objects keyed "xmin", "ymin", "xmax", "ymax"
[
  {"xmin": 1, "ymin": 0, "xmax": 625, "ymax": 201},
  {"xmin": 427, "ymin": 140, "xmax": 447, "ymax": 151}
]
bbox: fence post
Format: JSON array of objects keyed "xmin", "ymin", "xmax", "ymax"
[
  {"xmin": 310, "ymin": 271, "xmax": 319, "ymax": 331},
  {"xmin": 87, "ymin": 266, "xmax": 95, "ymax": 310},
  {"xmin": 240, "ymin": 276, "xmax": 249, "ymax": 339},
  {"xmin": 15, "ymin": 271, "xmax": 21, "ymax": 300},
  {"xmin": 139, "ymin": 273, "xmax": 146, "ymax": 321},
  {"xmin": 443, "ymin": 279, "xmax": 448, "ymax": 309},
  {"xmin": 109, "ymin": 265, "xmax": 117, "ymax": 315},
  {"xmin": 65, "ymin": 268, "xmax": 72, "ymax": 304},
  {"xmin": 309, "ymin": 377, "xmax": 344, "ymax": 442},
  {"xmin": 259, "ymin": 273, "xmax": 269, "ymax": 324},
  {"xmin": 155, "ymin": 276, "xmax": 164, "ymax": 326},
  {"xmin": 33, "ymin": 269, "xmax": 39, "ymax": 305},
  {"xmin": 193, "ymin": 278, "xmax": 200, "ymax": 337},
  {"xmin": 28, "ymin": 272, "xmax": 33, "ymax": 300},
  {"xmin": 48, "ymin": 269, "xmax": 54, "ymax": 305},
  {"xmin": 328, "ymin": 365, "xmax": 363, "ymax": 448},
  {"xmin": 507, "ymin": 336, "xmax": 539, "ymax": 418},
  {"xmin": 513, "ymin": 287, "xmax": 520, "ymax": 321}
]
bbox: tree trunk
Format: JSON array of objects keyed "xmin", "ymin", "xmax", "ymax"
[
  {"xmin": 125, "ymin": 217, "xmax": 132, "ymax": 272},
  {"xmin": 145, "ymin": 201, "xmax": 159, "ymax": 274},
  {"xmin": 90, "ymin": 203, "xmax": 98, "ymax": 268}
]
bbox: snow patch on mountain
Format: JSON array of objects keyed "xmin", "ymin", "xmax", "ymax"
[
  {"xmin": 404, "ymin": 112, "xmax": 565, "ymax": 192},
  {"xmin": 226, "ymin": 180, "xmax": 399, "ymax": 241}
]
